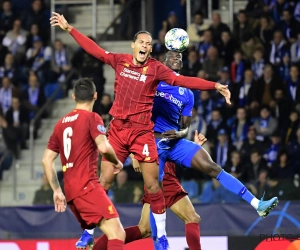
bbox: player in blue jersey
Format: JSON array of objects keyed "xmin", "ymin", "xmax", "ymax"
[{"xmin": 76, "ymin": 51, "xmax": 278, "ymax": 249}]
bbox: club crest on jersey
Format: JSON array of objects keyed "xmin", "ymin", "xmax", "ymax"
[
  {"xmin": 179, "ymin": 87, "xmax": 184, "ymax": 95},
  {"xmin": 124, "ymin": 62, "xmax": 130, "ymax": 67},
  {"xmin": 97, "ymin": 125, "xmax": 106, "ymax": 133},
  {"xmin": 142, "ymin": 66, "xmax": 148, "ymax": 74}
]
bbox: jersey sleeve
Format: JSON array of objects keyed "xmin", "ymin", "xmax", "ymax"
[
  {"xmin": 181, "ymin": 90, "xmax": 194, "ymax": 117},
  {"xmin": 47, "ymin": 126, "xmax": 60, "ymax": 153},
  {"xmin": 89, "ymin": 113, "xmax": 107, "ymax": 140},
  {"xmin": 156, "ymin": 61, "xmax": 178, "ymax": 85},
  {"xmin": 70, "ymin": 28, "xmax": 121, "ymax": 69}
]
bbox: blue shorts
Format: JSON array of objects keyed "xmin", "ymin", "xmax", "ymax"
[{"xmin": 156, "ymin": 138, "xmax": 201, "ymax": 181}]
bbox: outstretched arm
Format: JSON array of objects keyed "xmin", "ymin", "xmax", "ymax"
[
  {"xmin": 50, "ymin": 12, "xmax": 112, "ymax": 64},
  {"xmin": 174, "ymin": 75, "xmax": 231, "ymax": 104}
]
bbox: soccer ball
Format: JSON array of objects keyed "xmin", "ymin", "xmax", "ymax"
[{"xmin": 164, "ymin": 28, "xmax": 189, "ymax": 52}]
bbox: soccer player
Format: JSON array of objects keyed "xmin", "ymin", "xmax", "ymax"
[
  {"xmin": 42, "ymin": 78, "xmax": 125, "ymax": 250},
  {"xmin": 50, "ymin": 13, "xmax": 230, "ymax": 250},
  {"xmin": 80, "ymin": 51, "xmax": 278, "ymax": 249}
]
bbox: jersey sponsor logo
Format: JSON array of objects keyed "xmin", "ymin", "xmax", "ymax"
[
  {"xmin": 62, "ymin": 114, "xmax": 79, "ymax": 123},
  {"xmin": 179, "ymin": 87, "xmax": 184, "ymax": 95},
  {"xmin": 120, "ymin": 67, "xmax": 148, "ymax": 82},
  {"xmin": 97, "ymin": 125, "xmax": 106, "ymax": 133},
  {"xmin": 155, "ymin": 91, "xmax": 183, "ymax": 108},
  {"xmin": 144, "ymin": 157, "xmax": 151, "ymax": 161},
  {"xmin": 120, "ymin": 67, "xmax": 141, "ymax": 80},
  {"xmin": 139, "ymin": 74, "xmax": 147, "ymax": 82}
]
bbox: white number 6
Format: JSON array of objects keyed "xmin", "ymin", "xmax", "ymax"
[
  {"xmin": 142, "ymin": 144, "xmax": 149, "ymax": 157},
  {"xmin": 63, "ymin": 127, "xmax": 73, "ymax": 160}
]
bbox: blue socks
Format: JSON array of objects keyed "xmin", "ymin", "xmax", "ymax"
[
  {"xmin": 149, "ymin": 207, "xmax": 159, "ymax": 250},
  {"xmin": 216, "ymin": 169, "xmax": 255, "ymax": 204}
]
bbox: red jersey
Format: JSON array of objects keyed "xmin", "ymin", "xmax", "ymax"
[
  {"xmin": 70, "ymin": 28, "xmax": 216, "ymax": 125},
  {"xmin": 164, "ymin": 161, "xmax": 177, "ymax": 180},
  {"xmin": 47, "ymin": 109, "xmax": 106, "ymax": 202}
]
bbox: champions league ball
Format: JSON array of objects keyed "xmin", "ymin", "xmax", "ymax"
[{"xmin": 164, "ymin": 28, "xmax": 189, "ymax": 52}]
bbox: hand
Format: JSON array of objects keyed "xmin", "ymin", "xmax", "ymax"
[
  {"xmin": 132, "ymin": 158, "xmax": 141, "ymax": 172},
  {"xmin": 53, "ymin": 190, "xmax": 66, "ymax": 213},
  {"xmin": 215, "ymin": 83, "xmax": 231, "ymax": 105},
  {"xmin": 50, "ymin": 12, "xmax": 72, "ymax": 32},
  {"xmin": 162, "ymin": 130, "xmax": 180, "ymax": 140},
  {"xmin": 113, "ymin": 160, "xmax": 123, "ymax": 174},
  {"xmin": 193, "ymin": 130, "xmax": 207, "ymax": 146}
]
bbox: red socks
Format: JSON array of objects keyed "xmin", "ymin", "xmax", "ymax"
[
  {"xmin": 124, "ymin": 226, "xmax": 143, "ymax": 244},
  {"xmin": 93, "ymin": 226, "xmax": 142, "ymax": 249},
  {"xmin": 185, "ymin": 223, "xmax": 201, "ymax": 250},
  {"xmin": 148, "ymin": 189, "xmax": 166, "ymax": 214},
  {"xmin": 107, "ymin": 239, "xmax": 124, "ymax": 250}
]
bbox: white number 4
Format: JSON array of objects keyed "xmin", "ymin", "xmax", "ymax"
[
  {"xmin": 63, "ymin": 127, "xmax": 73, "ymax": 160},
  {"xmin": 142, "ymin": 144, "xmax": 150, "ymax": 157}
]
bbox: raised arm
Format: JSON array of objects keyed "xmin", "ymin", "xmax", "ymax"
[{"xmin": 50, "ymin": 12, "xmax": 112, "ymax": 64}]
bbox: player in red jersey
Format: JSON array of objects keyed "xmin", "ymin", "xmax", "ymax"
[
  {"xmin": 50, "ymin": 12, "xmax": 230, "ymax": 249},
  {"xmin": 94, "ymin": 131, "xmax": 207, "ymax": 250},
  {"xmin": 42, "ymin": 78, "xmax": 125, "ymax": 250}
]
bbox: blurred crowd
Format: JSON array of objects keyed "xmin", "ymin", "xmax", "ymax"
[{"xmin": 0, "ymin": 0, "xmax": 107, "ymax": 180}]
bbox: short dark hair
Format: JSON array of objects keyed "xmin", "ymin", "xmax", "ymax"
[
  {"xmin": 133, "ymin": 31, "xmax": 152, "ymax": 42},
  {"xmin": 163, "ymin": 50, "xmax": 182, "ymax": 61},
  {"xmin": 73, "ymin": 78, "xmax": 96, "ymax": 103}
]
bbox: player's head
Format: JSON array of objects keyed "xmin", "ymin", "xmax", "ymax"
[
  {"xmin": 163, "ymin": 51, "xmax": 183, "ymax": 72},
  {"xmin": 131, "ymin": 31, "xmax": 152, "ymax": 65},
  {"xmin": 72, "ymin": 78, "xmax": 97, "ymax": 104}
]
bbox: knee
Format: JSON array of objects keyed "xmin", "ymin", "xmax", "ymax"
[
  {"xmin": 144, "ymin": 181, "xmax": 160, "ymax": 194},
  {"xmin": 99, "ymin": 177, "xmax": 114, "ymax": 190},
  {"xmin": 107, "ymin": 225, "xmax": 126, "ymax": 241},
  {"xmin": 184, "ymin": 211, "xmax": 201, "ymax": 224}
]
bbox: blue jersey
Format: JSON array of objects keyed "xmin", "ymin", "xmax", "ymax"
[{"xmin": 152, "ymin": 81, "xmax": 194, "ymax": 133}]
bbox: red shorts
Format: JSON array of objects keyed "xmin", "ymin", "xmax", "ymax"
[
  {"xmin": 142, "ymin": 173, "xmax": 188, "ymax": 208},
  {"xmin": 102, "ymin": 119, "xmax": 158, "ymax": 163},
  {"xmin": 68, "ymin": 186, "xmax": 119, "ymax": 230}
]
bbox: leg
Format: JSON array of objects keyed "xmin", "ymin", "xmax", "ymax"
[
  {"xmin": 95, "ymin": 217, "xmax": 125, "ymax": 250},
  {"xmin": 93, "ymin": 203, "xmax": 150, "ymax": 249},
  {"xmin": 190, "ymin": 147, "xmax": 278, "ymax": 217},
  {"xmin": 100, "ymin": 122, "xmax": 129, "ymax": 191},
  {"xmin": 131, "ymin": 129, "xmax": 169, "ymax": 248},
  {"xmin": 140, "ymin": 161, "xmax": 167, "ymax": 237},
  {"xmin": 137, "ymin": 203, "xmax": 152, "ymax": 238},
  {"xmin": 71, "ymin": 186, "xmax": 125, "ymax": 250},
  {"xmin": 170, "ymin": 196, "xmax": 201, "ymax": 250},
  {"xmin": 99, "ymin": 161, "xmax": 117, "ymax": 191},
  {"xmin": 98, "ymin": 217, "xmax": 125, "ymax": 241}
]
